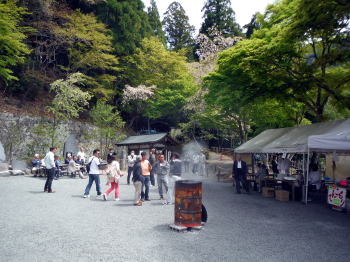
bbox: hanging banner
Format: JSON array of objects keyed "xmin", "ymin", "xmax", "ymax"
[{"xmin": 327, "ymin": 186, "xmax": 347, "ymax": 207}]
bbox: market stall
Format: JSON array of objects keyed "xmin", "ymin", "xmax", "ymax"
[{"xmin": 234, "ymin": 118, "xmax": 350, "ymax": 205}]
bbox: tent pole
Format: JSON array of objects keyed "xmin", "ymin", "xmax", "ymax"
[{"xmin": 305, "ymin": 149, "xmax": 310, "ymax": 205}]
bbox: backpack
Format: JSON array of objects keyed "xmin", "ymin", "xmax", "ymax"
[{"xmin": 86, "ymin": 157, "xmax": 94, "ymax": 173}]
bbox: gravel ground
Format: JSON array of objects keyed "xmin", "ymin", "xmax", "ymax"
[{"xmin": 0, "ymin": 173, "xmax": 349, "ymax": 262}]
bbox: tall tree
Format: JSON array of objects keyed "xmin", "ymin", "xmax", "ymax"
[
  {"xmin": 0, "ymin": 0, "xmax": 30, "ymax": 87},
  {"xmin": 163, "ymin": 1, "xmax": 195, "ymax": 51},
  {"xmin": 147, "ymin": 0, "xmax": 166, "ymax": 45},
  {"xmin": 200, "ymin": 0, "xmax": 241, "ymax": 38},
  {"xmin": 243, "ymin": 13, "xmax": 260, "ymax": 39},
  {"xmin": 55, "ymin": 10, "xmax": 119, "ymax": 99},
  {"xmin": 96, "ymin": 0, "xmax": 152, "ymax": 56}
]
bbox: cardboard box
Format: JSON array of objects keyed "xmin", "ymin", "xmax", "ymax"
[
  {"xmin": 262, "ymin": 187, "xmax": 275, "ymax": 198},
  {"xmin": 275, "ymin": 190, "xmax": 289, "ymax": 202}
]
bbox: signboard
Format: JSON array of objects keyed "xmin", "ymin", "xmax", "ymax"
[{"xmin": 327, "ymin": 186, "xmax": 347, "ymax": 207}]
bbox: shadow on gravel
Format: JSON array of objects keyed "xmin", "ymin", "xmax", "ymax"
[
  {"xmin": 71, "ymin": 195, "xmax": 84, "ymax": 198},
  {"xmin": 28, "ymin": 191, "xmax": 45, "ymax": 194},
  {"xmin": 114, "ymin": 203, "xmax": 135, "ymax": 207},
  {"xmin": 153, "ymin": 224, "xmax": 172, "ymax": 232}
]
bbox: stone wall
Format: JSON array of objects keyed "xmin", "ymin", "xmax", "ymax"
[{"xmin": 0, "ymin": 112, "xmax": 102, "ymax": 168}]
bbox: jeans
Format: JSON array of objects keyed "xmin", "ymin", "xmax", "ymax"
[
  {"xmin": 157, "ymin": 174, "xmax": 169, "ymax": 197},
  {"xmin": 44, "ymin": 168, "xmax": 55, "ymax": 192},
  {"xmin": 141, "ymin": 176, "xmax": 150, "ymax": 200},
  {"xmin": 127, "ymin": 166, "xmax": 133, "ymax": 184},
  {"xmin": 84, "ymin": 174, "xmax": 101, "ymax": 195}
]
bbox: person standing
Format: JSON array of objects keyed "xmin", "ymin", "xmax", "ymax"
[
  {"xmin": 167, "ymin": 153, "xmax": 182, "ymax": 204},
  {"xmin": 271, "ymin": 155, "xmax": 279, "ymax": 175},
  {"xmin": 44, "ymin": 147, "xmax": 57, "ymax": 193},
  {"xmin": 153, "ymin": 154, "xmax": 169, "ymax": 201},
  {"xmin": 192, "ymin": 153, "xmax": 199, "ymax": 174},
  {"xmin": 149, "ymin": 148, "xmax": 156, "ymax": 186},
  {"xmin": 83, "ymin": 149, "xmax": 102, "ymax": 198},
  {"xmin": 140, "ymin": 152, "xmax": 152, "ymax": 201},
  {"xmin": 127, "ymin": 150, "xmax": 136, "ymax": 185},
  {"xmin": 232, "ymin": 154, "xmax": 249, "ymax": 194},
  {"xmin": 103, "ymin": 154, "xmax": 122, "ymax": 201},
  {"xmin": 132, "ymin": 157, "xmax": 144, "ymax": 206}
]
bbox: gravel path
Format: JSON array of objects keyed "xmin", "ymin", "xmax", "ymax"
[{"xmin": 0, "ymin": 173, "xmax": 349, "ymax": 262}]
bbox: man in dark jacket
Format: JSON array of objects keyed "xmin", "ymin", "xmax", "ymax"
[
  {"xmin": 132, "ymin": 157, "xmax": 144, "ymax": 206},
  {"xmin": 232, "ymin": 154, "xmax": 249, "ymax": 194}
]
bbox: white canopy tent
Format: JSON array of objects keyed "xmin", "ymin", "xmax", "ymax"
[{"xmin": 234, "ymin": 118, "xmax": 350, "ymax": 204}]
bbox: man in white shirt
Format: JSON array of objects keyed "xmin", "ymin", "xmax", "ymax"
[
  {"xmin": 44, "ymin": 147, "xmax": 57, "ymax": 193},
  {"xmin": 127, "ymin": 150, "xmax": 136, "ymax": 185},
  {"xmin": 83, "ymin": 149, "xmax": 101, "ymax": 198},
  {"xmin": 77, "ymin": 147, "xmax": 86, "ymax": 164}
]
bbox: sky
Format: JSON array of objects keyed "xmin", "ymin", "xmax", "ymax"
[{"xmin": 142, "ymin": 0, "xmax": 275, "ymax": 33}]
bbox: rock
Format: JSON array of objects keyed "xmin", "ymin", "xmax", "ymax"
[
  {"xmin": 10, "ymin": 170, "xmax": 25, "ymax": 176},
  {"xmin": 0, "ymin": 162, "xmax": 9, "ymax": 172},
  {"xmin": 0, "ymin": 142, "xmax": 5, "ymax": 162},
  {"xmin": 64, "ymin": 134, "xmax": 78, "ymax": 156},
  {"xmin": 12, "ymin": 159, "xmax": 27, "ymax": 170}
]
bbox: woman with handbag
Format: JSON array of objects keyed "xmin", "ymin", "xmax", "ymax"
[{"xmin": 102, "ymin": 154, "xmax": 122, "ymax": 201}]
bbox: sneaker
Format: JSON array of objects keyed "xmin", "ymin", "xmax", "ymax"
[
  {"xmin": 115, "ymin": 198, "xmax": 120, "ymax": 201},
  {"xmin": 140, "ymin": 198, "xmax": 145, "ymax": 202},
  {"xmin": 145, "ymin": 198, "xmax": 151, "ymax": 201},
  {"xmin": 102, "ymin": 194, "xmax": 107, "ymax": 201},
  {"xmin": 97, "ymin": 193, "xmax": 102, "ymax": 196},
  {"xmin": 160, "ymin": 196, "xmax": 164, "ymax": 200},
  {"xmin": 83, "ymin": 195, "xmax": 89, "ymax": 198}
]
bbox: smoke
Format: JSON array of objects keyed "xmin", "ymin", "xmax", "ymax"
[{"xmin": 181, "ymin": 140, "xmax": 207, "ymax": 156}]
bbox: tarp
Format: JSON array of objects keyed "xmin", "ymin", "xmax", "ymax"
[
  {"xmin": 234, "ymin": 127, "xmax": 293, "ymax": 153},
  {"xmin": 116, "ymin": 133, "xmax": 168, "ymax": 146},
  {"xmin": 235, "ymin": 118, "xmax": 350, "ymax": 154}
]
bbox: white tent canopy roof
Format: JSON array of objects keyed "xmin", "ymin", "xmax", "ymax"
[{"xmin": 235, "ymin": 118, "xmax": 350, "ymax": 154}]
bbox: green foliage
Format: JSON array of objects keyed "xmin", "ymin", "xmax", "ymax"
[
  {"xmin": 0, "ymin": 0, "xmax": 30, "ymax": 85},
  {"xmin": 125, "ymin": 37, "xmax": 198, "ymax": 124},
  {"xmin": 163, "ymin": 2, "xmax": 195, "ymax": 51},
  {"xmin": 47, "ymin": 72, "xmax": 92, "ymax": 146},
  {"xmin": 96, "ymin": 0, "xmax": 152, "ymax": 56},
  {"xmin": 90, "ymin": 100, "xmax": 125, "ymax": 156},
  {"xmin": 48, "ymin": 72, "xmax": 92, "ymax": 120},
  {"xmin": 147, "ymin": 0, "xmax": 166, "ymax": 45},
  {"xmin": 55, "ymin": 10, "xmax": 119, "ymax": 99},
  {"xmin": 200, "ymin": 0, "xmax": 242, "ymax": 38},
  {"xmin": 204, "ymin": 0, "xmax": 350, "ymax": 126}
]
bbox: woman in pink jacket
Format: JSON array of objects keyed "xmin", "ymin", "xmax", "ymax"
[{"xmin": 103, "ymin": 154, "xmax": 122, "ymax": 201}]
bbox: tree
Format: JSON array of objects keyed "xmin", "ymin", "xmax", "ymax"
[
  {"xmin": 47, "ymin": 72, "xmax": 92, "ymax": 146},
  {"xmin": 147, "ymin": 0, "xmax": 166, "ymax": 45},
  {"xmin": 200, "ymin": 0, "xmax": 241, "ymax": 38},
  {"xmin": 0, "ymin": 0, "xmax": 30, "ymax": 87},
  {"xmin": 121, "ymin": 84, "xmax": 155, "ymax": 128},
  {"xmin": 55, "ymin": 10, "xmax": 119, "ymax": 99},
  {"xmin": 205, "ymin": 0, "xmax": 350, "ymax": 123},
  {"xmin": 90, "ymin": 100, "xmax": 125, "ymax": 157},
  {"xmin": 96, "ymin": 0, "xmax": 152, "ymax": 56},
  {"xmin": 163, "ymin": 1, "xmax": 195, "ymax": 51},
  {"xmin": 125, "ymin": 37, "xmax": 198, "ymax": 126},
  {"xmin": 243, "ymin": 13, "xmax": 260, "ymax": 39}
]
